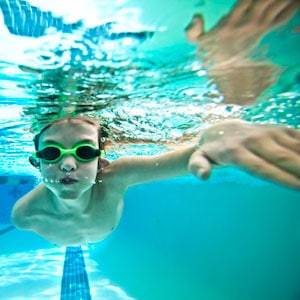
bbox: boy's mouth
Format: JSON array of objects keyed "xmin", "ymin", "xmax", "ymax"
[{"xmin": 60, "ymin": 177, "xmax": 78, "ymax": 185}]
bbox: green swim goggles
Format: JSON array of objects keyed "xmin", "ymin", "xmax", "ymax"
[{"xmin": 32, "ymin": 143, "xmax": 105, "ymax": 163}]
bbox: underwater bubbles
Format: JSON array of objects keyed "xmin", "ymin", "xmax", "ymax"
[{"xmin": 243, "ymin": 93, "xmax": 300, "ymax": 129}]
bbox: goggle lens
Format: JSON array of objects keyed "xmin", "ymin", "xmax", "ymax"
[
  {"xmin": 33, "ymin": 144, "xmax": 103, "ymax": 163},
  {"xmin": 38, "ymin": 146, "xmax": 60, "ymax": 161},
  {"xmin": 76, "ymin": 146, "xmax": 99, "ymax": 160}
]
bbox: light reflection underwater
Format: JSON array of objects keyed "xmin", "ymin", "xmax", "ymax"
[
  {"xmin": 0, "ymin": 246, "xmax": 135, "ymax": 300},
  {"xmin": 0, "ymin": 0, "xmax": 300, "ymax": 299}
]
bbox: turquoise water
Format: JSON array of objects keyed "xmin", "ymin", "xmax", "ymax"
[
  {"xmin": 0, "ymin": 1, "xmax": 300, "ymax": 299},
  {"xmin": 1, "ymin": 173, "xmax": 300, "ymax": 299}
]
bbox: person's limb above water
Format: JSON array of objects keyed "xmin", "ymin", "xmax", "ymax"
[
  {"xmin": 185, "ymin": 0, "xmax": 300, "ymax": 105},
  {"xmin": 188, "ymin": 120, "xmax": 300, "ymax": 189},
  {"xmin": 185, "ymin": 0, "xmax": 300, "ymax": 64}
]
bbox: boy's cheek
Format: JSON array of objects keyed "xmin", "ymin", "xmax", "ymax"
[{"xmin": 40, "ymin": 163, "xmax": 57, "ymax": 176}]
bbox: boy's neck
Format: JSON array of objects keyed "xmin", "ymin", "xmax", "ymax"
[{"xmin": 49, "ymin": 188, "xmax": 93, "ymax": 214}]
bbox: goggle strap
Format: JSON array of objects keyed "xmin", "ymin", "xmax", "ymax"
[{"xmin": 100, "ymin": 150, "xmax": 105, "ymax": 158}]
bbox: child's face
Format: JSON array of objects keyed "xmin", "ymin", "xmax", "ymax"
[{"xmin": 38, "ymin": 120, "xmax": 100, "ymax": 200}]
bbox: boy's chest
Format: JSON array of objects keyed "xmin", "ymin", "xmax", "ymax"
[{"xmin": 33, "ymin": 197, "xmax": 124, "ymax": 246}]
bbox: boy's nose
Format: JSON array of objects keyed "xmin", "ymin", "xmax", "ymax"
[{"xmin": 59, "ymin": 155, "xmax": 77, "ymax": 172}]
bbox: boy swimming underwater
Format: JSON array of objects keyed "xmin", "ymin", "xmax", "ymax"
[{"xmin": 11, "ymin": 116, "xmax": 300, "ymax": 246}]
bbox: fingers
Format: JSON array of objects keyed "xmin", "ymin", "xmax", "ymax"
[
  {"xmin": 196, "ymin": 121, "xmax": 300, "ymax": 189},
  {"xmin": 273, "ymin": 127, "xmax": 300, "ymax": 154},
  {"xmin": 226, "ymin": 0, "xmax": 254, "ymax": 26},
  {"xmin": 248, "ymin": 130, "xmax": 300, "ymax": 178},
  {"xmin": 250, "ymin": 0, "xmax": 278, "ymax": 24},
  {"xmin": 190, "ymin": 141, "xmax": 300, "ymax": 189},
  {"xmin": 188, "ymin": 149, "xmax": 212, "ymax": 180},
  {"xmin": 262, "ymin": 0, "xmax": 300, "ymax": 27},
  {"xmin": 230, "ymin": 148, "xmax": 300, "ymax": 189},
  {"xmin": 226, "ymin": 0, "xmax": 299, "ymax": 30},
  {"xmin": 227, "ymin": 127, "xmax": 300, "ymax": 188}
]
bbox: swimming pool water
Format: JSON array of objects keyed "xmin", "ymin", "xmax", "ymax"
[
  {"xmin": 1, "ymin": 170, "xmax": 300, "ymax": 299},
  {"xmin": 0, "ymin": 0, "xmax": 300, "ymax": 299}
]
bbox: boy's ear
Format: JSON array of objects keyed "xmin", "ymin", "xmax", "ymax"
[
  {"xmin": 29, "ymin": 156, "xmax": 40, "ymax": 169},
  {"xmin": 98, "ymin": 158, "xmax": 110, "ymax": 172}
]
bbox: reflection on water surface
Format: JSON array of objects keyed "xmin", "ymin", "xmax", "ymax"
[{"xmin": 0, "ymin": 0, "xmax": 299, "ymax": 174}]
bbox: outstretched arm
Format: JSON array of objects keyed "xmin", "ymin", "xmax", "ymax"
[
  {"xmin": 104, "ymin": 121, "xmax": 300, "ymax": 189},
  {"xmin": 101, "ymin": 143, "xmax": 201, "ymax": 187}
]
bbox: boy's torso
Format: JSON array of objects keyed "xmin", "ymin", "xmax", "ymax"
[{"xmin": 24, "ymin": 178, "xmax": 125, "ymax": 246}]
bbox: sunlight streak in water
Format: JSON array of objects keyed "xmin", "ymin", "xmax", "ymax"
[{"xmin": 0, "ymin": 247, "xmax": 135, "ymax": 299}]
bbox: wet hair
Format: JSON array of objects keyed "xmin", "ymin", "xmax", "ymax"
[{"xmin": 33, "ymin": 116, "xmax": 108, "ymax": 151}]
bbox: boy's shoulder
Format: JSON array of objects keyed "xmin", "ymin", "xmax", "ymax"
[{"xmin": 11, "ymin": 184, "xmax": 48, "ymax": 229}]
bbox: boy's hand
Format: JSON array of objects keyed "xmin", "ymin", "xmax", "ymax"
[{"xmin": 188, "ymin": 120, "xmax": 300, "ymax": 189}]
